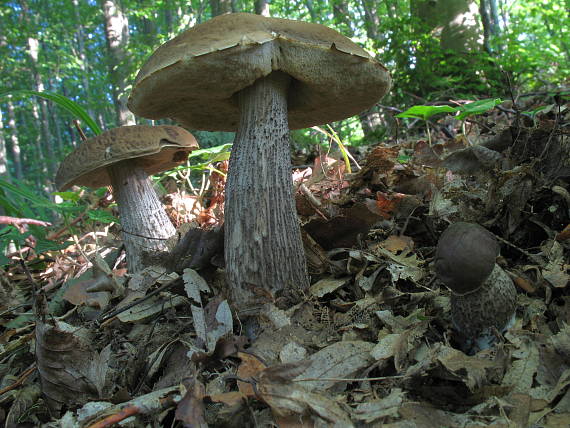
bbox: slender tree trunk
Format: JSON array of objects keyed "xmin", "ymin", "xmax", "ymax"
[
  {"xmin": 6, "ymin": 100, "xmax": 23, "ymax": 181},
  {"xmin": 479, "ymin": 0, "xmax": 492, "ymax": 53},
  {"xmin": 254, "ymin": 0, "xmax": 270, "ymax": 16},
  {"xmin": 361, "ymin": 0, "xmax": 380, "ymax": 40},
  {"xmin": 0, "ymin": 108, "xmax": 10, "ymax": 182},
  {"xmin": 164, "ymin": 0, "xmax": 174, "ymax": 33},
  {"xmin": 489, "ymin": 0, "xmax": 500, "ymax": 35},
  {"xmin": 359, "ymin": 0, "xmax": 385, "ymax": 138},
  {"xmin": 73, "ymin": 0, "xmax": 97, "ymax": 123},
  {"xmin": 209, "ymin": 0, "xmax": 231, "ymax": 17},
  {"xmin": 332, "ymin": 0, "xmax": 353, "ymax": 35},
  {"xmin": 305, "ymin": 0, "xmax": 318, "ymax": 21},
  {"xmin": 101, "ymin": 0, "xmax": 135, "ymax": 126},
  {"xmin": 47, "ymin": 79, "xmax": 64, "ymax": 155},
  {"xmin": 19, "ymin": 0, "xmax": 53, "ymax": 177}
]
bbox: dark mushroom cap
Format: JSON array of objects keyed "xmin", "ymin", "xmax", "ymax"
[
  {"xmin": 435, "ymin": 222, "xmax": 499, "ymax": 294},
  {"xmin": 128, "ymin": 13, "xmax": 391, "ymax": 131},
  {"xmin": 55, "ymin": 125, "xmax": 198, "ymax": 190}
]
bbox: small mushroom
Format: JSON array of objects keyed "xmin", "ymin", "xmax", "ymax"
[
  {"xmin": 434, "ymin": 222, "xmax": 517, "ymax": 354},
  {"xmin": 55, "ymin": 125, "xmax": 199, "ymax": 272},
  {"xmin": 128, "ymin": 13, "xmax": 391, "ymax": 307}
]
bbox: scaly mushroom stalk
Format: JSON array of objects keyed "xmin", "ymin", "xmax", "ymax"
[
  {"xmin": 55, "ymin": 125, "xmax": 198, "ymax": 273},
  {"xmin": 435, "ymin": 222, "xmax": 517, "ymax": 354},
  {"xmin": 107, "ymin": 160, "xmax": 176, "ymax": 271},
  {"xmin": 225, "ymin": 72, "xmax": 309, "ymax": 305}
]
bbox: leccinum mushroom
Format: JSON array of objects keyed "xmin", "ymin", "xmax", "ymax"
[
  {"xmin": 128, "ymin": 13, "xmax": 391, "ymax": 306},
  {"xmin": 55, "ymin": 125, "xmax": 199, "ymax": 272},
  {"xmin": 434, "ymin": 222, "xmax": 517, "ymax": 354}
]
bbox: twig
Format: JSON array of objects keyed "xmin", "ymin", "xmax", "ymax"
[
  {"xmin": 73, "ymin": 119, "xmax": 88, "ymax": 142},
  {"xmin": 0, "ymin": 216, "xmax": 51, "ymax": 232},
  {"xmin": 0, "ymin": 365, "xmax": 36, "ymax": 396},
  {"xmin": 294, "ymin": 375, "xmax": 406, "ymax": 383},
  {"xmin": 45, "ymin": 212, "xmax": 87, "ymax": 240},
  {"xmin": 97, "ymin": 276, "xmax": 183, "ymax": 325},
  {"xmin": 85, "ymin": 386, "xmax": 181, "ymax": 428}
]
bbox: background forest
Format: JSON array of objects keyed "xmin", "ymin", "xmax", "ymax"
[{"xmin": 1, "ymin": 0, "xmax": 568, "ymax": 197}]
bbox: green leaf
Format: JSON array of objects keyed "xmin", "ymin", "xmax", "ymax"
[
  {"xmin": 396, "ymin": 105, "xmax": 458, "ymax": 120},
  {"xmin": 188, "ymin": 143, "xmax": 233, "ymax": 160},
  {"xmin": 0, "ymin": 178, "xmax": 56, "ymax": 209},
  {"xmin": 53, "ymin": 191, "xmax": 81, "ymax": 203},
  {"xmin": 33, "ymin": 238, "xmax": 68, "ymax": 254},
  {"xmin": 87, "ymin": 209, "xmax": 119, "ymax": 224},
  {"xmin": 456, "ymin": 98, "xmax": 503, "ymax": 120},
  {"xmin": 0, "ymin": 89, "xmax": 102, "ymax": 136}
]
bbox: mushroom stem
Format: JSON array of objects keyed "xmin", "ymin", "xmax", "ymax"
[
  {"xmin": 108, "ymin": 160, "xmax": 176, "ymax": 272},
  {"xmin": 225, "ymin": 71, "xmax": 309, "ymax": 307}
]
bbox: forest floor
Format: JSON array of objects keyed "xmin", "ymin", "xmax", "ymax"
[{"xmin": 0, "ymin": 95, "xmax": 569, "ymax": 427}]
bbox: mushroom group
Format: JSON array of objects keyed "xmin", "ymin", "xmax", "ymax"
[
  {"xmin": 434, "ymin": 222, "xmax": 517, "ymax": 354},
  {"xmin": 128, "ymin": 13, "xmax": 391, "ymax": 307},
  {"xmin": 55, "ymin": 125, "xmax": 198, "ymax": 272}
]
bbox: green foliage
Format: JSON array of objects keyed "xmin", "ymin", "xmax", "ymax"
[
  {"xmin": 455, "ymin": 98, "xmax": 503, "ymax": 120},
  {"xmin": 396, "ymin": 105, "xmax": 458, "ymax": 121},
  {"xmin": 86, "ymin": 209, "xmax": 119, "ymax": 224},
  {"xmin": 0, "ymin": 89, "xmax": 102, "ymax": 136},
  {"xmin": 396, "ymin": 98, "xmax": 503, "ymax": 145},
  {"xmin": 186, "ymin": 143, "xmax": 232, "ymax": 171},
  {"xmin": 494, "ymin": 1, "xmax": 570, "ymax": 88},
  {"xmin": 1, "ymin": 0, "xmax": 567, "ymax": 201},
  {"xmin": 0, "ymin": 177, "xmax": 78, "ymax": 266},
  {"xmin": 397, "ymin": 98, "xmax": 503, "ymax": 121}
]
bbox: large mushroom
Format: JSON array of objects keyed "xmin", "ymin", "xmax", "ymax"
[
  {"xmin": 128, "ymin": 13, "xmax": 391, "ymax": 306},
  {"xmin": 434, "ymin": 222, "xmax": 517, "ymax": 354},
  {"xmin": 55, "ymin": 125, "xmax": 199, "ymax": 272}
]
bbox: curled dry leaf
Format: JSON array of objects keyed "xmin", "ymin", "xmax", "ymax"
[{"xmin": 35, "ymin": 319, "xmax": 111, "ymax": 412}]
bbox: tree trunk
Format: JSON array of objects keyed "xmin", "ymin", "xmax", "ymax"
[
  {"xmin": 101, "ymin": 0, "xmax": 135, "ymax": 126},
  {"xmin": 361, "ymin": 0, "xmax": 379, "ymax": 40},
  {"xmin": 359, "ymin": 0, "xmax": 387, "ymax": 139},
  {"xmin": 73, "ymin": 0, "xmax": 97, "ymax": 123},
  {"xmin": 304, "ymin": 0, "xmax": 318, "ymax": 22},
  {"xmin": 254, "ymin": 0, "xmax": 270, "ymax": 16},
  {"xmin": 209, "ymin": 0, "xmax": 231, "ymax": 17},
  {"xmin": 6, "ymin": 100, "xmax": 23, "ymax": 181},
  {"xmin": 19, "ymin": 0, "xmax": 53, "ymax": 177},
  {"xmin": 412, "ymin": 0, "xmax": 482, "ymax": 52},
  {"xmin": 48, "ymin": 93, "xmax": 64, "ymax": 155},
  {"xmin": 164, "ymin": 0, "xmax": 174, "ymax": 33},
  {"xmin": 479, "ymin": 0, "xmax": 492, "ymax": 53},
  {"xmin": 332, "ymin": 0, "xmax": 353, "ymax": 35},
  {"xmin": 225, "ymin": 72, "xmax": 309, "ymax": 309},
  {"xmin": 0, "ymin": 108, "xmax": 9, "ymax": 182}
]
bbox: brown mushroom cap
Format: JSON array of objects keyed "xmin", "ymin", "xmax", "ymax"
[
  {"xmin": 128, "ymin": 13, "xmax": 391, "ymax": 131},
  {"xmin": 55, "ymin": 125, "xmax": 198, "ymax": 190},
  {"xmin": 435, "ymin": 222, "xmax": 500, "ymax": 295}
]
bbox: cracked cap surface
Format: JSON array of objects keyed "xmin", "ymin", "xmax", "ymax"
[
  {"xmin": 128, "ymin": 13, "xmax": 391, "ymax": 131},
  {"xmin": 55, "ymin": 125, "xmax": 198, "ymax": 190}
]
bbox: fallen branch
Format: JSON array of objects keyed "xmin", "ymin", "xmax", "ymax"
[{"xmin": 0, "ymin": 216, "xmax": 51, "ymax": 233}]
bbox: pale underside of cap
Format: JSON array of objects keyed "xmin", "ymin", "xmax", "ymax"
[
  {"xmin": 128, "ymin": 13, "xmax": 391, "ymax": 131},
  {"xmin": 55, "ymin": 125, "xmax": 198, "ymax": 190}
]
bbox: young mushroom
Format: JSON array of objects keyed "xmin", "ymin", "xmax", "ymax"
[
  {"xmin": 55, "ymin": 125, "xmax": 199, "ymax": 273},
  {"xmin": 434, "ymin": 222, "xmax": 517, "ymax": 354},
  {"xmin": 128, "ymin": 13, "xmax": 391, "ymax": 307}
]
